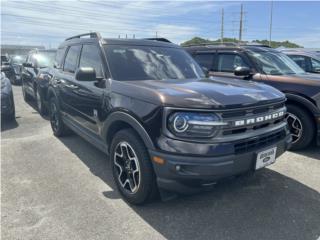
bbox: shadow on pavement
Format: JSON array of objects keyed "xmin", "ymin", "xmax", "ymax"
[
  {"xmin": 291, "ymin": 145, "xmax": 320, "ymax": 160},
  {"xmin": 60, "ymin": 134, "xmax": 320, "ymax": 240}
]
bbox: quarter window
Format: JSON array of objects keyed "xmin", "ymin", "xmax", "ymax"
[
  {"xmin": 63, "ymin": 45, "xmax": 81, "ymax": 73},
  {"xmin": 217, "ymin": 54, "xmax": 249, "ymax": 72},
  {"xmin": 79, "ymin": 45, "xmax": 103, "ymax": 78}
]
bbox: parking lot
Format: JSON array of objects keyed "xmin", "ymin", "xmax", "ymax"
[{"xmin": 1, "ymin": 85, "xmax": 320, "ymax": 240}]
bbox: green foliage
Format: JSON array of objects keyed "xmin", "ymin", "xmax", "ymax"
[{"xmin": 180, "ymin": 37, "xmax": 303, "ymax": 48}]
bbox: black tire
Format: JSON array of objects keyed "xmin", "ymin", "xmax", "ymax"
[
  {"xmin": 110, "ymin": 129, "xmax": 158, "ymax": 205},
  {"xmin": 35, "ymin": 86, "xmax": 47, "ymax": 116},
  {"xmin": 7, "ymin": 94, "xmax": 15, "ymax": 121},
  {"xmin": 49, "ymin": 97, "xmax": 70, "ymax": 137},
  {"xmin": 286, "ymin": 104, "xmax": 315, "ymax": 150},
  {"xmin": 22, "ymin": 83, "xmax": 31, "ymax": 102}
]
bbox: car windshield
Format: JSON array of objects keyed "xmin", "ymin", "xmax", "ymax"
[
  {"xmin": 248, "ymin": 50, "xmax": 305, "ymax": 75},
  {"xmin": 34, "ymin": 51, "xmax": 56, "ymax": 68},
  {"xmin": 11, "ymin": 55, "xmax": 25, "ymax": 64},
  {"xmin": 104, "ymin": 45, "xmax": 204, "ymax": 81}
]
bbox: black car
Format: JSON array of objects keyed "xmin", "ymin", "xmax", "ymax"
[
  {"xmin": 1, "ymin": 71, "xmax": 15, "ymax": 120},
  {"xmin": 21, "ymin": 49, "xmax": 56, "ymax": 114},
  {"xmin": 185, "ymin": 44, "xmax": 320, "ymax": 150},
  {"xmin": 1, "ymin": 55, "xmax": 17, "ymax": 84},
  {"xmin": 47, "ymin": 32, "xmax": 291, "ymax": 204},
  {"xmin": 280, "ymin": 49, "xmax": 320, "ymax": 74},
  {"xmin": 10, "ymin": 55, "xmax": 27, "ymax": 83}
]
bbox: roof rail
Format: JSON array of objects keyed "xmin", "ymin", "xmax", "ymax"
[
  {"xmin": 183, "ymin": 42, "xmax": 238, "ymax": 47},
  {"xmin": 65, "ymin": 32, "xmax": 102, "ymax": 41},
  {"xmin": 144, "ymin": 38, "xmax": 171, "ymax": 43}
]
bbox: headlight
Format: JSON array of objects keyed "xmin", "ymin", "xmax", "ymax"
[{"xmin": 167, "ymin": 112, "xmax": 226, "ymax": 138}]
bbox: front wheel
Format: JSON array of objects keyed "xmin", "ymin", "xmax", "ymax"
[
  {"xmin": 286, "ymin": 104, "xmax": 315, "ymax": 150},
  {"xmin": 49, "ymin": 97, "xmax": 70, "ymax": 137},
  {"xmin": 35, "ymin": 86, "xmax": 47, "ymax": 115},
  {"xmin": 110, "ymin": 129, "xmax": 158, "ymax": 205}
]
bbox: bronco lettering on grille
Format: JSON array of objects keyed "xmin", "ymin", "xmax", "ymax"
[{"xmin": 234, "ymin": 111, "xmax": 285, "ymax": 127}]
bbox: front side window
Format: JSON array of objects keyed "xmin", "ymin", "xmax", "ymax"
[
  {"xmin": 64, "ymin": 45, "xmax": 81, "ymax": 73},
  {"xmin": 217, "ymin": 54, "xmax": 249, "ymax": 72},
  {"xmin": 104, "ymin": 45, "xmax": 204, "ymax": 81},
  {"xmin": 311, "ymin": 58, "xmax": 320, "ymax": 72},
  {"xmin": 288, "ymin": 55, "xmax": 308, "ymax": 71},
  {"xmin": 248, "ymin": 50, "xmax": 305, "ymax": 75},
  {"xmin": 79, "ymin": 45, "xmax": 103, "ymax": 78},
  {"xmin": 193, "ymin": 54, "xmax": 214, "ymax": 70}
]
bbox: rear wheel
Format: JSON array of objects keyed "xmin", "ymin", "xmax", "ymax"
[
  {"xmin": 286, "ymin": 104, "xmax": 315, "ymax": 150},
  {"xmin": 110, "ymin": 129, "xmax": 158, "ymax": 205},
  {"xmin": 49, "ymin": 97, "xmax": 70, "ymax": 137}
]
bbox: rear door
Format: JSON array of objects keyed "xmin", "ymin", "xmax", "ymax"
[{"xmin": 58, "ymin": 44, "xmax": 82, "ymax": 121}]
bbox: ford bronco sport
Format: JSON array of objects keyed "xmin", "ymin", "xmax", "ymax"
[{"xmin": 48, "ymin": 33, "xmax": 291, "ymax": 204}]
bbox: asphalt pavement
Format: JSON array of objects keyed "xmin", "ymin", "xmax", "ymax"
[{"xmin": 1, "ymin": 85, "xmax": 320, "ymax": 240}]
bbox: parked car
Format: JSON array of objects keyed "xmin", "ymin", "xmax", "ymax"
[
  {"xmin": 1, "ymin": 71, "xmax": 15, "ymax": 120},
  {"xmin": 47, "ymin": 32, "xmax": 291, "ymax": 204},
  {"xmin": 10, "ymin": 55, "xmax": 27, "ymax": 83},
  {"xmin": 1, "ymin": 55, "xmax": 17, "ymax": 84},
  {"xmin": 280, "ymin": 49, "xmax": 320, "ymax": 74},
  {"xmin": 185, "ymin": 44, "xmax": 320, "ymax": 150},
  {"xmin": 21, "ymin": 49, "xmax": 56, "ymax": 114}
]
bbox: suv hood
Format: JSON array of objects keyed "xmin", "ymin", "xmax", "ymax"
[{"xmin": 122, "ymin": 78, "xmax": 285, "ymax": 109}]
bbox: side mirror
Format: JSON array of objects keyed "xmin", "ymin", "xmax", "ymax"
[
  {"xmin": 75, "ymin": 67, "xmax": 96, "ymax": 81},
  {"xmin": 23, "ymin": 62, "xmax": 33, "ymax": 68},
  {"xmin": 201, "ymin": 66, "xmax": 209, "ymax": 77},
  {"xmin": 234, "ymin": 66, "xmax": 252, "ymax": 77}
]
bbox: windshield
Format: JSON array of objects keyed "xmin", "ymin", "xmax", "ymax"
[
  {"xmin": 33, "ymin": 51, "xmax": 56, "ymax": 68},
  {"xmin": 11, "ymin": 55, "xmax": 26, "ymax": 64},
  {"xmin": 248, "ymin": 50, "xmax": 305, "ymax": 75},
  {"xmin": 104, "ymin": 45, "xmax": 204, "ymax": 81}
]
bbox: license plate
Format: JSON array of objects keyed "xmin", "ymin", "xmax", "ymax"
[{"xmin": 255, "ymin": 147, "xmax": 277, "ymax": 170}]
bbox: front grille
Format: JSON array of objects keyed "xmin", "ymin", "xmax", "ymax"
[{"xmin": 234, "ymin": 130, "xmax": 286, "ymax": 154}]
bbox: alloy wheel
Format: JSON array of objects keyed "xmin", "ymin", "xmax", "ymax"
[
  {"xmin": 114, "ymin": 141, "xmax": 141, "ymax": 194},
  {"xmin": 285, "ymin": 112, "xmax": 303, "ymax": 144}
]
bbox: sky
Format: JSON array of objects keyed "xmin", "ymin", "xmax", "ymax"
[{"xmin": 1, "ymin": 1, "xmax": 320, "ymax": 48}]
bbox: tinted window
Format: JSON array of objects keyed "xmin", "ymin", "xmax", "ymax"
[
  {"xmin": 193, "ymin": 54, "xmax": 214, "ymax": 70},
  {"xmin": 288, "ymin": 55, "xmax": 307, "ymax": 71},
  {"xmin": 104, "ymin": 45, "xmax": 204, "ymax": 81},
  {"xmin": 79, "ymin": 45, "xmax": 103, "ymax": 78},
  {"xmin": 217, "ymin": 54, "xmax": 249, "ymax": 72},
  {"xmin": 311, "ymin": 58, "xmax": 320, "ymax": 71},
  {"xmin": 55, "ymin": 47, "xmax": 67, "ymax": 68},
  {"xmin": 34, "ymin": 51, "xmax": 56, "ymax": 68},
  {"xmin": 64, "ymin": 45, "xmax": 81, "ymax": 73}
]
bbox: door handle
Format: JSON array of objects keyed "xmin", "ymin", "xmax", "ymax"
[{"xmin": 66, "ymin": 84, "xmax": 78, "ymax": 89}]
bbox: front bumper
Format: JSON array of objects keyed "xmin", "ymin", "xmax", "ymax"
[{"xmin": 149, "ymin": 131, "xmax": 292, "ymax": 194}]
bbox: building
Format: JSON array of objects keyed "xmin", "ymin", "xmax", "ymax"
[{"xmin": 1, "ymin": 44, "xmax": 45, "ymax": 56}]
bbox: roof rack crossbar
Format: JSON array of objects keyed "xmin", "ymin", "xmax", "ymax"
[
  {"xmin": 65, "ymin": 32, "xmax": 102, "ymax": 41},
  {"xmin": 183, "ymin": 42, "xmax": 238, "ymax": 47},
  {"xmin": 144, "ymin": 38, "xmax": 171, "ymax": 43}
]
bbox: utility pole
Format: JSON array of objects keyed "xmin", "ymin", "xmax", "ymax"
[
  {"xmin": 155, "ymin": 31, "xmax": 158, "ymax": 38},
  {"xmin": 269, "ymin": 1, "xmax": 274, "ymax": 47},
  {"xmin": 220, "ymin": 8, "xmax": 224, "ymax": 43},
  {"xmin": 239, "ymin": 4, "xmax": 243, "ymax": 43}
]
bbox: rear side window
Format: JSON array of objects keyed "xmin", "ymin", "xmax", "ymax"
[
  {"xmin": 63, "ymin": 45, "xmax": 81, "ymax": 73},
  {"xmin": 55, "ymin": 47, "xmax": 67, "ymax": 69},
  {"xmin": 217, "ymin": 53, "xmax": 249, "ymax": 72},
  {"xmin": 193, "ymin": 54, "xmax": 214, "ymax": 70},
  {"xmin": 311, "ymin": 58, "xmax": 320, "ymax": 71},
  {"xmin": 79, "ymin": 45, "xmax": 103, "ymax": 78}
]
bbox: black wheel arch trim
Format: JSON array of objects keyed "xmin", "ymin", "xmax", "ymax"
[
  {"xmin": 285, "ymin": 93, "xmax": 320, "ymax": 115},
  {"xmin": 102, "ymin": 111, "xmax": 156, "ymax": 152}
]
